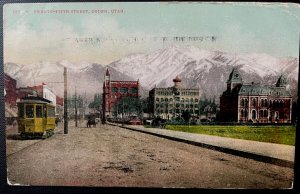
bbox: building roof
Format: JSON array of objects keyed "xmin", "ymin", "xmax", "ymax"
[
  {"xmin": 105, "ymin": 68, "xmax": 110, "ymax": 76},
  {"xmin": 276, "ymin": 75, "xmax": 288, "ymax": 87},
  {"xmin": 238, "ymin": 84, "xmax": 291, "ymax": 97},
  {"xmin": 227, "ymin": 68, "xmax": 243, "ymax": 83},
  {"xmin": 173, "ymin": 75, "xmax": 182, "ymax": 82}
]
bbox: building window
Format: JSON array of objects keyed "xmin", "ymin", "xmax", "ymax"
[
  {"xmin": 259, "ymin": 110, "xmax": 263, "ymax": 118},
  {"xmin": 252, "ymin": 98, "xmax": 256, "ymax": 107},
  {"xmin": 130, "ymin": 88, "xmax": 137, "ymax": 94},
  {"xmin": 120, "ymin": 87, "xmax": 128, "ymax": 93},
  {"xmin": 264, "ymin": 99, "xmax": 268, "ymax": 106},
  {"xmin": 280, "ymin": 100, "xmax": 284, "ymax": 108},
  {"xmin": 112, "ymin": 87, "xmax": 118, "ymax": 93},
  {"xmin": 260, "ymin": 99, "xmax": 264, "ymax": 107},
  {"xmin": 195, "ymin": 98, "xmax": 198, "ymax": 102},
  {"xmin": 169, "ymin": 98, "xmax": 173, "ymax": 102},
  {"xmin": 165, "ymin": 98, "xmax": 168, "ymax": 102},
  {"xmin": 161, "ymin": 98, "xmax": 164, "ymax": 102},
  {"xmin": 156, "ymin": 98, "xmax": 159, "ymax": 102},
  {"xmin": 252, "ymin": 110, "xmax": 256, "ymax": 120},
  {"xmin": 264, "ymin": 110, "xmax": 268, "ymax": 118},
  {"xmin": 241, "ymin": 109, "xmax": 244, "ymax": 118},
  {"xmin": 245, "ymin": 99, "xmax": 248, "ymax": 107},
  {"xmin": 241, "ymin": 99, "xmax": 244, "ymax": 107},
  {"xmin": 274, "ymin": 111, "xmax": 279, "ymax": 121}
]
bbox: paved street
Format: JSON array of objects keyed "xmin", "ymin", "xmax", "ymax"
[{"xmin": 6, "ymin": 122, "xmax": 294, "ymax": 188}]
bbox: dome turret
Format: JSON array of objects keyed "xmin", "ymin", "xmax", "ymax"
[
  {"xmin": 173, "ymin": 75, "xmax": 182, "ymax": 89},
  {"xmin": 173, "ymin": 76, "xmax": 182, "ymax": 83}
]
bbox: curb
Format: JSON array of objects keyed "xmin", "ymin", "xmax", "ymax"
[{"xmin": 110, "ymin": 123, "xmax": 294, "ymax": 169}]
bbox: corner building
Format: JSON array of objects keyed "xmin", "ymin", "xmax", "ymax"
[
  {"xmin": 149, "ymin": 76, "xmax": 200, "ymax": 120},
  {"xmin": 102, "ymin": 68, "xmax": 139, "ymax": 118},
  {"xmin": 220, "ymin": 69, "xmax": 292, "ymax": 123}
]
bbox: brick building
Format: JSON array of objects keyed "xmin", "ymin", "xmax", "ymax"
[
  {"xmin": 17, "ymin": 83, "xmax": 56, "ymax": 106},
  {"xmin": 220, "ymin": 68, "xmax": 292, "ymax": 123},
  {"xmin": 149, "ymin": 76, "xmax": 200, "ymax": 120},
  {"xmin": 4, "ymin": 73, "xmax": 17, "ymax": 106},
  {"xmin": 102, "ymin": 68, "xmax": 139, "ymax": 119}
]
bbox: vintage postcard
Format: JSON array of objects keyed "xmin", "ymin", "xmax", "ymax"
[{"xmin": 2, "ymin": 1, "xmax": 299, "ymax": 189}]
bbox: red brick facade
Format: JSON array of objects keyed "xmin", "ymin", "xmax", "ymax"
[
  {"xmin": 56, "ymin": 96, "xmax": 64, "ymax": 106},
  {"xmin": 4, "ymin": 73, "xmax": 17, "ymax": 106},
  {"xmin": 220, "ymin": 69, "xmax": 292, "ymax": 123},
  {"xmin": 102, "ymin": 68, "xmax": 139, "ymax": 119}
]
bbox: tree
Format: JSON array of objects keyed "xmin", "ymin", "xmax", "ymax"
[
  {"xmin": 88, "ymin": 93, "xmax": 102, "ymax": 111},
  {"xmin": 181, "ymin": 110, "xmax": 191, "ymax": 123},
  {"xmin": 68, "ymin": 94, "xmax": 83, "ymax": 108},
  {"xmin": 112, "ymin": 96, "xmax": 143, "ymax": 118}
]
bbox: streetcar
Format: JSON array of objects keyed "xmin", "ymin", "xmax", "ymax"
[{"xmin": 17, "ymin": 96, "xmax": 56, "ymax": 139}]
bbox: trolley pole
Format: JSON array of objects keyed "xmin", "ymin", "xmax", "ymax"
[
  {"xmin": 75, "ymin": 86, "xmax": 78, "ymax": 127},
  {"xmin": 64, "ymin": 67, "xmax": 68, "ymax": 134}
]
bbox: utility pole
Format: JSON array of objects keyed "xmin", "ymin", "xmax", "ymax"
[
  {"xmin": 122, "ymin": 100, "xmax": 125, "ymax": 126},
  {"xmin": 75, "ymin": 86, "xmax": 78, "ymax": 127},
  {"xmin": 64, "ymin": 67, "xmax": 68, "ymax": 134}
]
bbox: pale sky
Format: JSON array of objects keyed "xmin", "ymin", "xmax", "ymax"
[{"xmin": 3, "ymin": 2, "xmax": 300, "ymax": 65}]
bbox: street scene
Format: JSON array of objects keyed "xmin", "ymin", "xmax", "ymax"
[
  {"xmin": 3, "ymin": 2, "xmax": 299, "ymax": 189},
  {"xmin": 6, "ymin": 122, "xmax": 293, "ymax": 188}
]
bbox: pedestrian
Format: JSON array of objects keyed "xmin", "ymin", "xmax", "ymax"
[{"xmin": 12, "ymin": 119, "xmax": 17, "ymax": 128}]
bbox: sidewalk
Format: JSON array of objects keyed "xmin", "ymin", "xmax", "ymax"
[{"xmin": 109, "ymin": 123, "xmax": 295, "ymax": 168}]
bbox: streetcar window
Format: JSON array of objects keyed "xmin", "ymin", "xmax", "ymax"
[
  {"xmin": 36, "ymin": 105, "xmax": 43, "ymax": 118},
  {"xmin": 18, "ymin": 104, "xmax": 24, "ymax": 117},
  {"xmin": 25, "ymin": 105, "xmax": 34, "ymax": 118},
  {"xmin": 44, "ymin": 106, "xmax": 47, "ymax": 118},
  {"xmin": 47, "ymin": 106, "xmax": 55, "ymax": 117}
]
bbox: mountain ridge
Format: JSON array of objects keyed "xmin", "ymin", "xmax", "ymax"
[{"xmin": 4, "ymin": 45, "xmax": 299, "ymax": 102}]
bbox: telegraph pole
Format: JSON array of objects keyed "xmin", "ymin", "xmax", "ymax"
[
  {"xmin": 75, "ymin": 86, "xmax": 78, "ymax": 127},
  {"xmin": 64, "ymin": 67, "xmax": 68, "ymax": 134}
]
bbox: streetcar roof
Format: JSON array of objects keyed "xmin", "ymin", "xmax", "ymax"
[
  {"xmin": 17, "ymin": 100, "xmax": 50, "ymax": 104},
  {"xmin": 18, "ymin": 96, "xmax": 53, "ymax": 105}
]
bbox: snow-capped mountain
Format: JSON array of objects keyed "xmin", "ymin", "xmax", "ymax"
[
  {"xmin": 4, "ymin": 45, "xmax": 299, "ymax": 102},
  {"xmin": 4, "ymin": 60, "xmax": 139, "ymax": 100},
  {"xmin": 109, "ymin": 45, "xmax": 298, "ymax": 100}
]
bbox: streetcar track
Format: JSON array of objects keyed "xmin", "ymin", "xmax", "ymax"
[{"xmin": 6, "ymin": 129, "xmax": 64, "ymax": 158}]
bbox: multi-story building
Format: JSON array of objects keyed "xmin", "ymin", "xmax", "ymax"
[
  {"xmin": 220, "ymin": 68, "xmax": 292, "ymax": 123},
  {"xmin": 149, "ymin": 76, "xmax": 200, "ymax": 120},
  {"xmin": 4, "ymin": 73, "xmax": 17, "ymax": 106},
  {"xmin": 18, "ymin": 83, "xmax": 57, "ymax": 107},
  {"xmin": 102, "ymin": 68, "xmax": 139, "ymax": 118}
]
